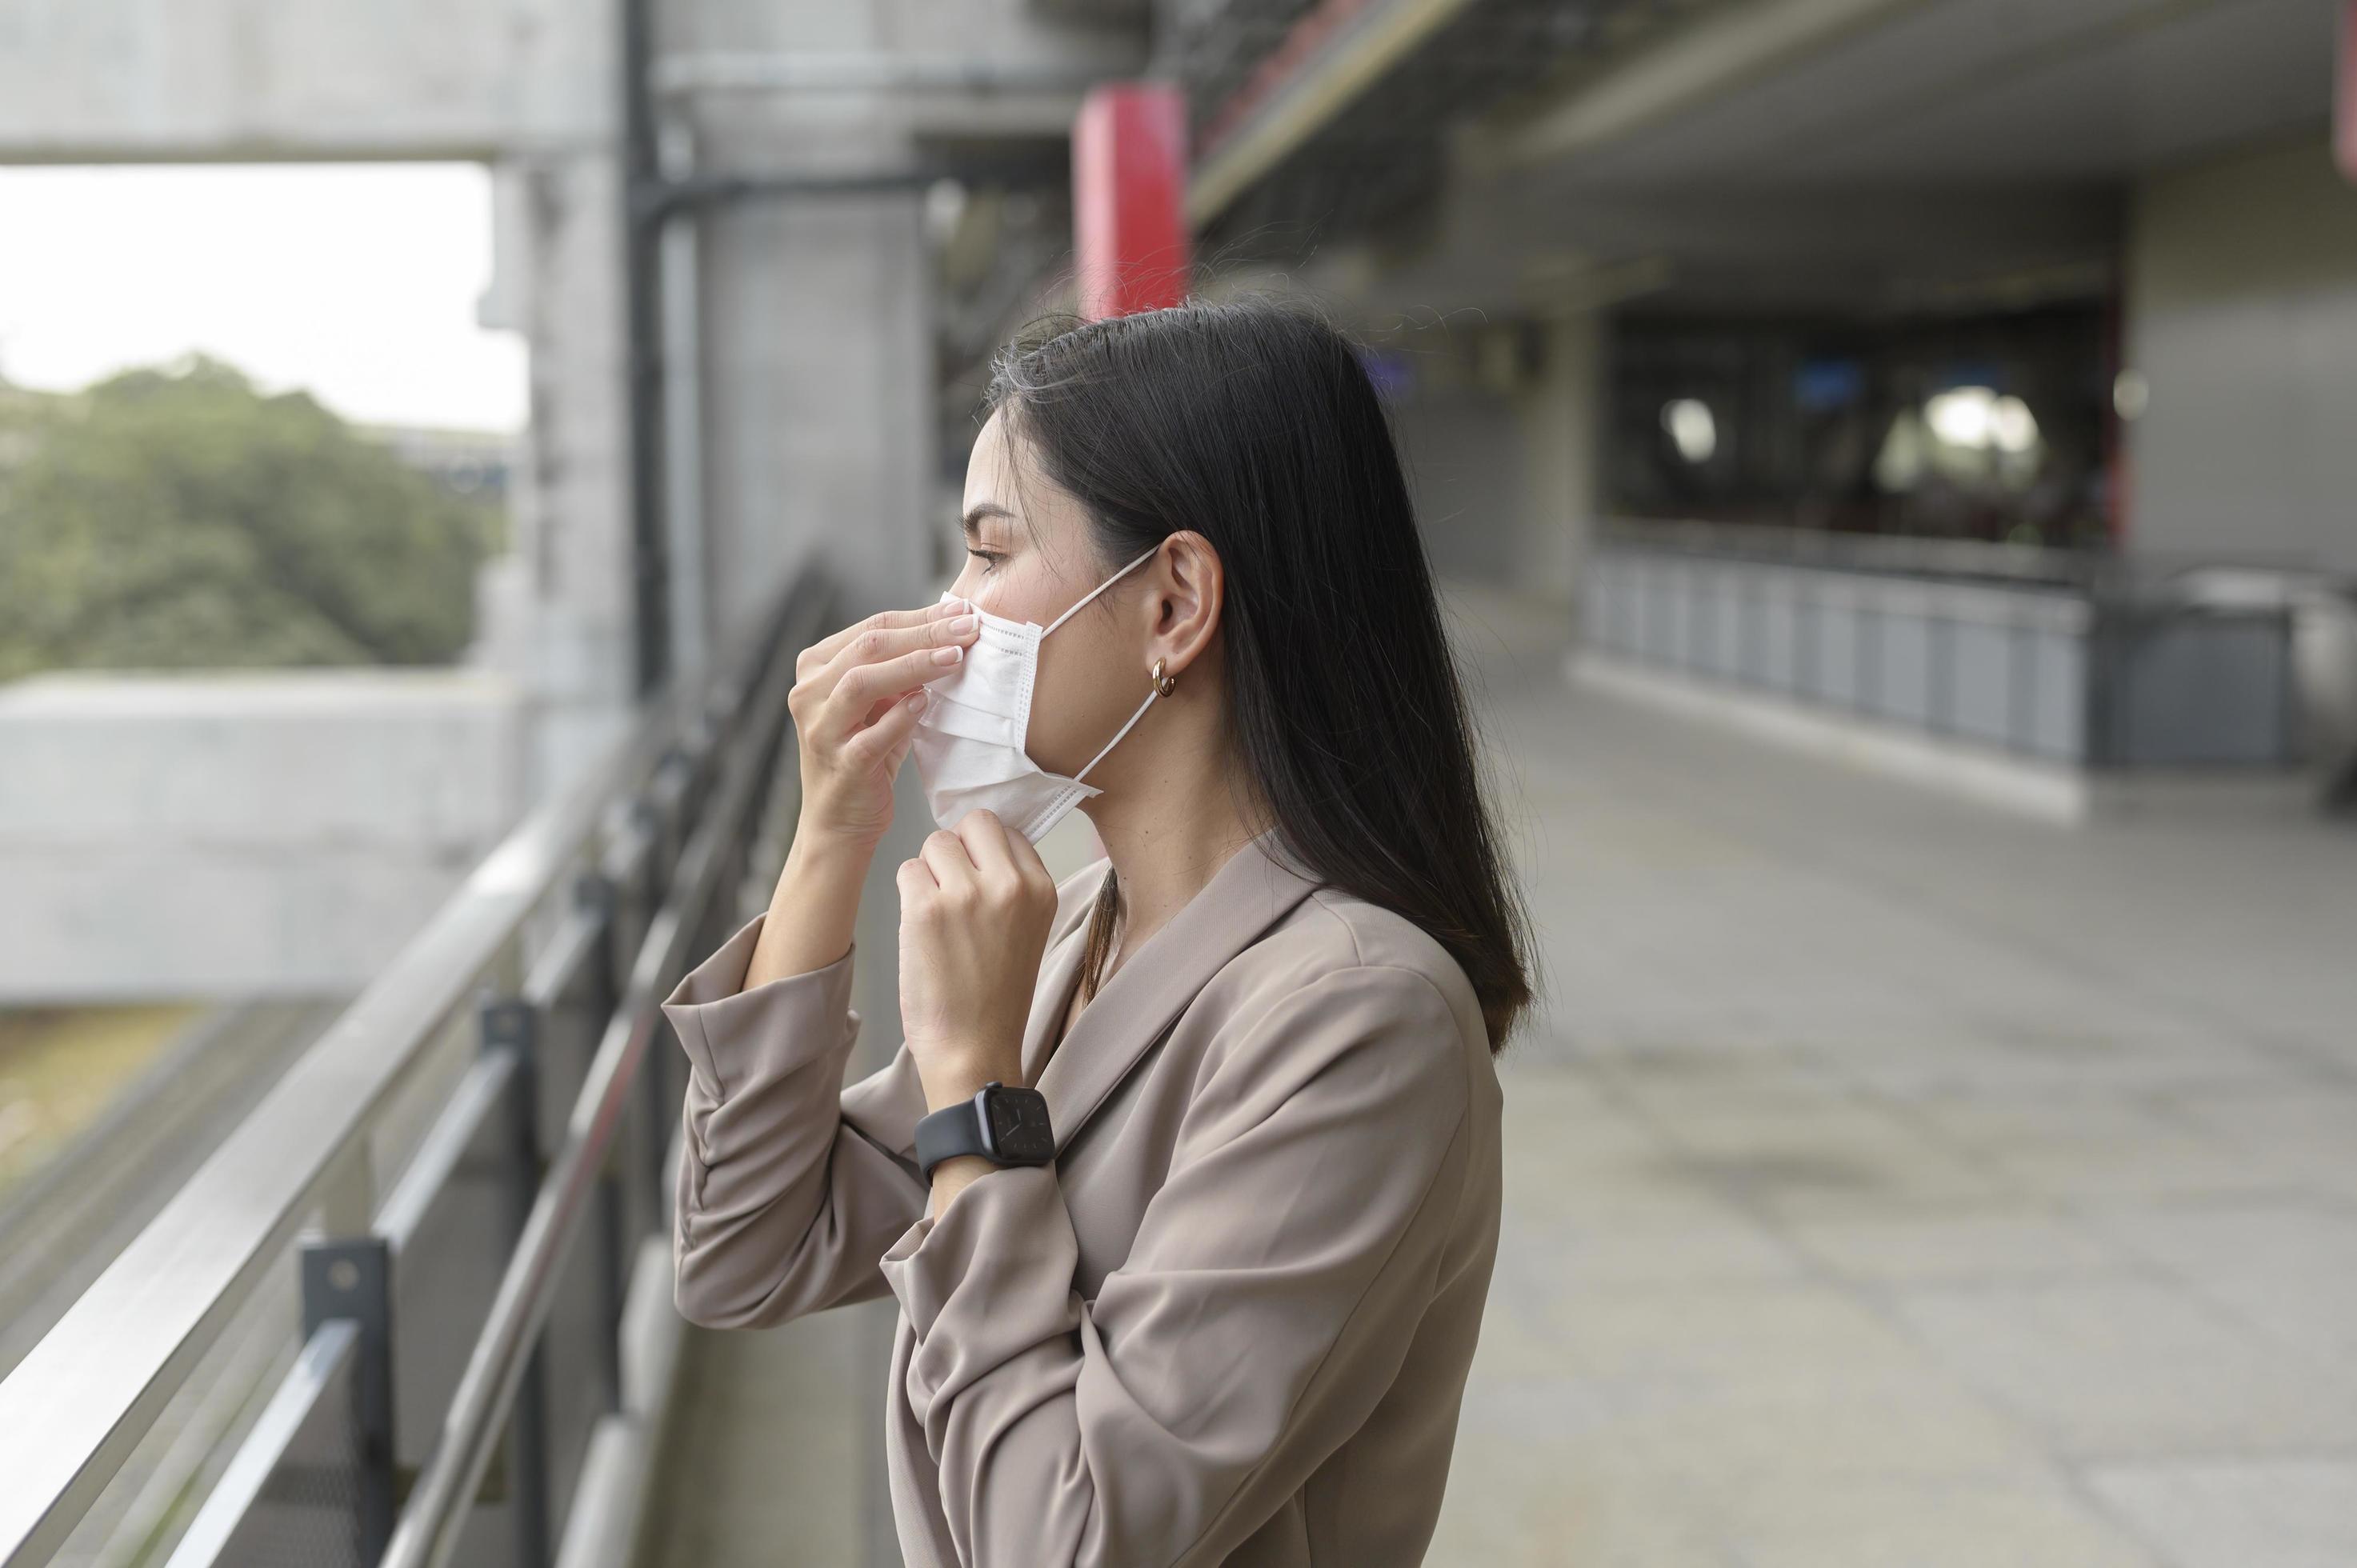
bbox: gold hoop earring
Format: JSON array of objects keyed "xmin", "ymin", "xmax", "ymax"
[{"xmin": 1150, "ymin": 657, "xmax": 1178, "ymax": 698}]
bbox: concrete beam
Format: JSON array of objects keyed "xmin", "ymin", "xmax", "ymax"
[
  {"xmin": 1472, "ymin": 0, "xmax": 1928, "ymax": 173},
  {"xmin": 0, "ymin": 0, "xmax": 614, "ymax": 161}
]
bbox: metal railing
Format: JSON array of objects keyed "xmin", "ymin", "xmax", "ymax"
[
  {"xmin": 0, "ymin": 569, "xmax": 831, "ymax": 1567},
  {"xmin": 1583, "ymin": 526, "xmax": 2297, "ymax": 769},
  {"xmin": 1597, "ymin": 516, "xmax": 2101, "ymax": 590}
]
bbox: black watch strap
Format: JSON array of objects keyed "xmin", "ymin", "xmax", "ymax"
[
  {"xmin": 913, "ymin": 1082, "xmax": 1054, "ymax": 1181},
  {"xmin": 914, "ymin": 1095, "xmax": 990, "ymax": 1181}
]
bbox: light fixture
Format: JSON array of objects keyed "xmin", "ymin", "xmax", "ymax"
[
  {"xmin": 2113, "ymin": 370, "xmax": 2150, "ymax": 422},
  {"xmin": 1926, "ymin": 386, "xmax": 1996, "ymax": 448},
  {"xmin": 1991, "ymin": 395, "xmax": 2039, "ymax": 454},
  {"xmin": 1661, "ymin": 398, "xmax": 1716, "ymax": 464}
]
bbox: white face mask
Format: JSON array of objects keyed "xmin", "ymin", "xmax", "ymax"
[{"xmin": 909, "ymin": 547, "xmax": 1161, "ymax": 843}]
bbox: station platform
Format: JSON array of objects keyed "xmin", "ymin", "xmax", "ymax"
[{"xmin": 645, "ymin": 586, "xmax": 2357, "ymax": 1567}]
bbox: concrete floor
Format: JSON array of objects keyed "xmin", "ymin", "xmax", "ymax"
[
  {"xmin": 1430, "ymin": 590, "xmax": 2357, "ymax": 1567},
  {"xmin": 648, "ymin": 588, "xmax": 2357, "ymax": 1566}
]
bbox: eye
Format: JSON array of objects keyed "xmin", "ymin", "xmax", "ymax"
[{"xmin": 966, "ymin": 546, "xmax": 1006, "ymax": 571}]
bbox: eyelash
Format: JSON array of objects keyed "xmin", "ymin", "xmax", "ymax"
[{"xmin": 966, "ymin": 546, "xmax": 1006, "ymax": 571}]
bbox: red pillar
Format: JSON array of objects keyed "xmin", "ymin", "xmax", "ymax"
[
  {"xmin": 2339, "ymin": 0, "xmax": 2357, "ymax": 182},
  {"xmin": 1073, "ymin": 83, "xmax": 1191, "ymax": 320}
]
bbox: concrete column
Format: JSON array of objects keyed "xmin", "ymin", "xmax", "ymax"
[
  {"xmin": 1515, "ymin": 310, "xmax": 1606, "ymax": 613},
  {"xmin": 1386, "ymin": 316, "xmax": 1601, "ymax": 596},
  {"xmin": 2122, "ymin": 136, "xmax": 2357, "ymax": 574},
  {"xmin": 694, "ymin": 189, "xmax": 937, "ymax": 631},
  {"xmin": 483, "ymin": 151, "xmax": 641, "ymax": 794}
]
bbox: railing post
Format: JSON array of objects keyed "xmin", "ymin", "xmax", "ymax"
[
  {"xmin": 646, "ymin": 780, "xmax": 674, "ymax": 898},
  {"xmin": 299, "ymin": 1235, "xmax": 394, "ymax": 1561},
  {"xmin": 482, "ymin": 999, "xmax": 552, "ymax": 1568},
  {"xmin": 574, "ymin": 873, "xmax": 630, "ymax": 1412}
]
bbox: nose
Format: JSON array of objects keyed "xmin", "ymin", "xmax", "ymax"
[{"xmin": 946, "ymin": 572, "xmax": 990, "ymax": 614}]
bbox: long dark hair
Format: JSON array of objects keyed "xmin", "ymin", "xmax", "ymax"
[{"xmin": 982, "ymin": 294, "xmax": 1534, "ymax": 1050}]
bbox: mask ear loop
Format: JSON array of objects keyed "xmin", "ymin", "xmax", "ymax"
[
  {"xmin": 1046, "ymin": 544, "xmax": 1164, "ymax": 785},
  {"xmin": 1073, "ymin": 685, "xmax": 1161, "ymax": 785},
  {"xmin": 1042, "ymin": 546, "xmax": 1158, "ymax": 638}
]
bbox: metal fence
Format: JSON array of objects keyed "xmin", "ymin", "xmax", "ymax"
[
  {"xmin": 1581, "ymin": 522, "xmax": 2296, "ymax": 769},
  {"xmin": 0, "ymin": 570, "xmax": 832, "ymax": 1568}
]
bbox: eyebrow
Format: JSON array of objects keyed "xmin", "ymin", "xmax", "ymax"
[{"xmin": 961, "ymin": 502, "xmax": 1017, "ymax": 538}]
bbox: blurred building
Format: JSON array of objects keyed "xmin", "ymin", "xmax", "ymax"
[{"xmin": 358, "ymin": 424, "xmax": 518, "ymax": 509}]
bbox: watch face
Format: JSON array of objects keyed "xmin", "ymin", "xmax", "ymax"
[{"xmin": 983, "ymin": 1086, "xmax": 1055, "ymax": 1162}]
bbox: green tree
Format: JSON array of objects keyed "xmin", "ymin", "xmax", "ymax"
[{"xmin": 0, "ymin": 357, "xmax": 501, "ymax": 681}]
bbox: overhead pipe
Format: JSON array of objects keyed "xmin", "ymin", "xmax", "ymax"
[{"xmin": 621, "ymin": 0, "xmax": 670, "ymax": 695}]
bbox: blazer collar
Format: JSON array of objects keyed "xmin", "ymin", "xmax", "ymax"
[{"xmin": 1022, "ymin": 830, "xmax": 1323, "ymax": 1155}]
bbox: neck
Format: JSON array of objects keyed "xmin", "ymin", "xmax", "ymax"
[{"xmin": 1078, "ymin": 728, "xmax": 1259, "ymax": 967}]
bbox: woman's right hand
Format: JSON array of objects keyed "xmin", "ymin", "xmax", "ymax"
[{"xmin": 786, "ymin": 598, "xmax": 979, "ymax": 854}]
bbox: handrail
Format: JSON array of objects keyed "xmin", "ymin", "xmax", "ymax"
[
  {"xmin": 1599, "ymin": 516, "xmax": 2333, "ymax": 607},
  {"xmin": 378, "ymin": 582, "xmax": 809, "ymax": 1568},
  {"xmin": 1599, "ymin": 516, "xmax": 2095, "ymax": 588},
  {"xmin": 0, "ymin": 570, "xmax": 822, "ymax": 1566}
]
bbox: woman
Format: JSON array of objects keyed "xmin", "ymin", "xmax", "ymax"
[{"xmin": 660, "ymin": 294, "xmax": 1532, "ymax": 1567}]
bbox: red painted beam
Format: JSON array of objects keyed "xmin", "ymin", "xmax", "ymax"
[
  {"xmin": 2339, "ymin": 0, "xmax": 2357, "ymax": 182},
  {"xmin": 1073, "ymin": 82, "xmax": 1191, "ymax": 320}
]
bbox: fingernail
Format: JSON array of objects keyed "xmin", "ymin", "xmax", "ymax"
[
  {"xmin": 932, "ymin": 646, "xmax": 963, "ymax": 666},
  {"xmin": 905, "ymin": 690, "xmax": 928, "ymax": 709},
  {"xmin": 950, "ymin": 615, "xmax": 978, "ymax": 636}
]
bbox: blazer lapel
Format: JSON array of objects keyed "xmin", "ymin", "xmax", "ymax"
[
  {"xmin": 1019, "ymin": 915, "xmax": 1089, "ymax": 1089},
  {"xmin": 1034, "ymin": 831, "xmax": 1323, "ymax": 1155}
]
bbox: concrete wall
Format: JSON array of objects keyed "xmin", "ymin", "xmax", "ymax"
[
  {"xmin": 1388, "ymin": 315, "xmax": 1602, "ymax": 599},
  {"xmin": 0, "ymin": 672, "xmax": 527, "ymax": 1002},
  {"xmin": 2124, "ymin": 136, "xmax": 2357, "ymax": 575},
  {"xmin": 1394, "ymin": 384, "xmax": 1525, "ymax": 584}
]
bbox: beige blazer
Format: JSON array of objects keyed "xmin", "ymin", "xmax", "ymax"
[{"xmin": 659, "ymin": 830, "xmax": 1504, "ymax": 1567}]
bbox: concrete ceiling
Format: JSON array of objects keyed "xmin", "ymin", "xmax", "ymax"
[
  {"xmin": 1494, "ymin": 0, "xmax": 2339, "ymax": 188},
  {"xmin": 1283, "ymin": 0, "xmax": 2342, "ymax": 318}
]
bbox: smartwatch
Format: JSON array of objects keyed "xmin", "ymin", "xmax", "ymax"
[{"xmin": 914, "ymin": 1081, "xmax": 1056, "ymax": 1181}]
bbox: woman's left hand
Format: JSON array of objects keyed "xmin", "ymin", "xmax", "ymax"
[{"xmin": 896, "ymin": 810, "xmax": 1061, "ymax": 1112}]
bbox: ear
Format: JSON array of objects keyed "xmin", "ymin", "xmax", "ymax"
[{"xmin": 1146, "ymin": 530, "xmax": 1223, "ymax": 679}]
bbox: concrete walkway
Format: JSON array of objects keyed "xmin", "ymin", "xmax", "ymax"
[{"xmin": 1430, "ymin": 591, "xmax": 2357, "ymax": 1567}]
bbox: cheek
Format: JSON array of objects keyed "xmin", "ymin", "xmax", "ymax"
[
  {"xmin": 1027, "ymin": 628, "xmax": 1138, "ymax": 769},
  {"xmin": 960, "ymin": 560, "xmax": 1064, "ymax": 624}
]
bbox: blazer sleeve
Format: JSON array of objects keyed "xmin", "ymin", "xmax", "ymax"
[
  {"xmin": 661, "ymin": 912, "xmax": 931, "ymax": 1329},
  {"xmin": 875, "ymin": 962, "xmax": 1475, "ymax": 1568}
]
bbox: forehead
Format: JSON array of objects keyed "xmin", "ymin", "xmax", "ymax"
[{"xmin": 963, "ymin": 406, "xmax": 1019, "ymax": 506}]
